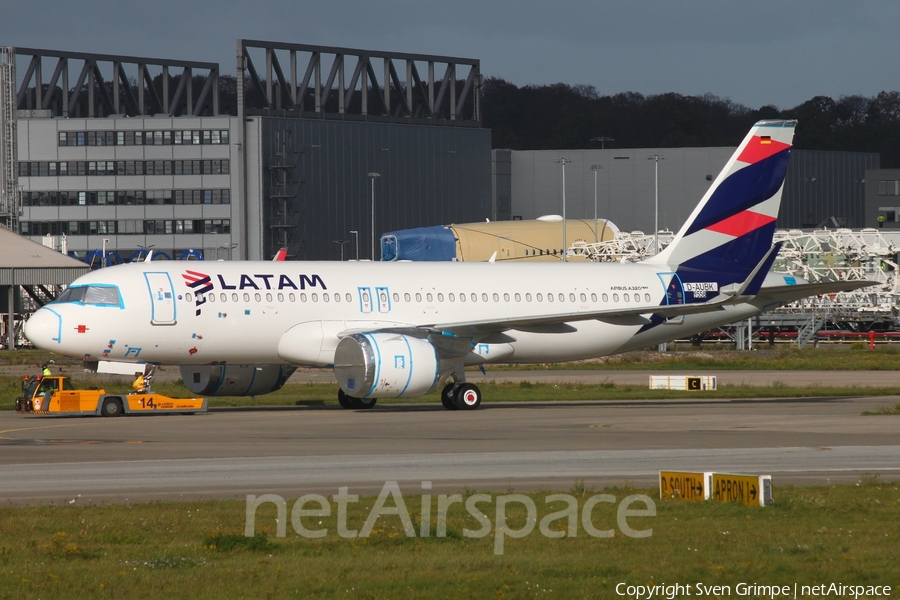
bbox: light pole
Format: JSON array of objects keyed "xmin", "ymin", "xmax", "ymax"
[
  {"xmin": 333, "ymin": 239, "xmax": 349, "ymax": 261},
  {"xmin": 349, "ymin": 230, "xmax": 359, "ymax": 261},
  {"xmin": 591, "ymin": 165, "xmax": 602, "ymax": 242},
  {"xmin": 647, "ymin": 154, "xmax": 664, "ymax": 255},
  {"xmin": 367, "ymin": 172, "xmax": 380, "ymax": 260},
  {"xmin": 555, "ymin": 158, "xmax": 571, "ymax": 261},
  {"xmin": 590, "ymin": 136, "xmax": 614, "ymax": 149},
  {"xmin": 101, "ymin": 238, "xmax": 110, "ymax": 268},
  {"xmin": 217, "ymin": 243, "xmax": 237, "ymax": 261}
]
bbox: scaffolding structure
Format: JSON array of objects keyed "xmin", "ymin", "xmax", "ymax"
[
  {"xmin": 267, "ymin": 129, "xmax": 302, "ymax": 259},
  {"xmin": 572, "ymin": 228, "xmax": 900, "ymax": 333},
  {"xmin": 0, "ymin": 47, "xmax": 18, "ymax": 232}
]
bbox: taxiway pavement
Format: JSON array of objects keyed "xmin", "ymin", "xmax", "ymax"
[{"xmin": 1, "ymin": 393, "xmax": 898, "ymax": 504}]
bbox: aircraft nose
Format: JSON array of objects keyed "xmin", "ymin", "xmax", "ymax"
[{"xmin": 24, "ymin": 308, "xmax": 61, "ymax": 349}]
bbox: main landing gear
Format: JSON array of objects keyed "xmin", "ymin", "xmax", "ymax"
[
  {"xmin": 440, "ymin": 382, "xmax": 482, "ymax": 411},
  {"xmin": 335, "ymin": 382, "xmax": 483, "ymax": 411}
]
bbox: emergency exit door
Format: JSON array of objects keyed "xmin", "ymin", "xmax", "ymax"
[{"xmin": 144, "ymin": 272, "xmax": 177, "ymax": 325}]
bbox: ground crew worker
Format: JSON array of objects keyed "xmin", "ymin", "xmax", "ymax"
[
  {"xmin": 132, "ymin": 372, "xmax": 147, "ymax": 393},
  {"xmin": 41, "ymin": 364, "xmax": 52, "ymax": 376},
  {"xmin": 878, "ymin": 215, "xmax": 885, "ymax": 228}
]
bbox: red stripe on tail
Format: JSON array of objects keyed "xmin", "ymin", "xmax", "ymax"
[{"xmin": 705, "ymin": 210, "xmax": 776, "ymax": 238}]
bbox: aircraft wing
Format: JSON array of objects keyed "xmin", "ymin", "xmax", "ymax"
[
  {"xmin": 753, "ymin": 279, "xmax": 879, "ymax": 304},
  {"xmin": 427, "ymin": 293, "xmax": 743, "ymax": 334},
  {"xmin": 426, "ymin": 278, "xmax": 880, "ymax": 336}
]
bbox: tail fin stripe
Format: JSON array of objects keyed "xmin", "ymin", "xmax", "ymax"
[
  {"xmin": 737, "ymin": 136, "xmax": 791, "ymax": 165},
  {"xmin": 685, "ymin": 149, "xmax": 791, "ymax": 236},
  {"xmin": 704, "ymin": 210, "xmax": 777, "ymax": 238}
]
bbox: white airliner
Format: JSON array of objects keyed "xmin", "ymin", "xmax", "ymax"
[{"xmin": 24, "ymin": 120, "xmax": 869, "ymax": 410}]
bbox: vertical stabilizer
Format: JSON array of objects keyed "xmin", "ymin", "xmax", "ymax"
[{"xmin": 645, "ymin": 120, "xmax": 796, "ymax": 284}]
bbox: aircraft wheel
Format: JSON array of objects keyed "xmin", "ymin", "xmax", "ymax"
[
  {"xmin": 337, "ymin": 389, "xmax": 353, "ymax": 409},
  {"xmin": 101, "ymin": 398, "xmax": 124, "ymax": 417},
  {"xmin": 441, "ymin": 383, "xmax": 459, "ymax": 410},
  {"xmin": 454, "ymin": 383, "xmax": 482, "ymax": 410},
  {"xmin": 351, "ymin": 396, "xmax": 377, "ymax": 409}
]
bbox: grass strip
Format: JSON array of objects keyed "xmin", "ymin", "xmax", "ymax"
[{"xmin": 0, "ymin": 482, "xmax": 897, "ymax": 599}]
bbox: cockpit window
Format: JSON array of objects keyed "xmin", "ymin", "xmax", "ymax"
[{"xmin": 54, "ymin": 285, "xmax": 123, "ymax": 307}]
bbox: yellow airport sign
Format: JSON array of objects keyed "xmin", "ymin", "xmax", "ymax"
[
  {"xmin": 711, "ymin": 473, "xmax": 773, "ymax": 506},
  {"xmin": 659, "ymin": 471, "xmax": 711, "ymax": 501}
]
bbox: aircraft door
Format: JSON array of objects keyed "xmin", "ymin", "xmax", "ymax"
[
  {"xmin": 145, "ymin": 272, "xmax": 177, "ymax": 325},
  {"xmin": 358, "ymin": 287, "xmax": 373, "ymax": 313},
  {"xmin": 376, "ymin": 287, "xmax": 391, "ymax": 313},
  {"xmin": 657, "ymin": 272, "xmax": 685, "ymax": 306}
]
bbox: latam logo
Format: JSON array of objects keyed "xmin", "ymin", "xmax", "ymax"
[
  {"xmin": 183, "ymin": 270, "xmax": 214, "ymax": 316},
  {"xmin": 181, "ymin": 270, "xmax": 327, "ymax": 316}
]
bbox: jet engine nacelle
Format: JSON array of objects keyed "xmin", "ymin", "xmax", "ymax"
[
  {"xmin": 180, "ymin": 364, "xmax": 297, "ymax": 396},
  {"xmin": 334, "ymin": 333, "xmax": 439, "ymax": 398}
]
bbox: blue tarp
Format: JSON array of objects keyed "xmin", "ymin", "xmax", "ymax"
[{"xmin": 381, "ymin": 226, "xmax": 457, "ymax": 261}]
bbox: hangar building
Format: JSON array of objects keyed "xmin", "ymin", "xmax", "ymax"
[
  {"xmin": 494, "ymin": 147, "xmax": 880, "ymax": 232},
  {"xmin": 1, "ymin": 42, "xmax": 492, "ymax": 262}
]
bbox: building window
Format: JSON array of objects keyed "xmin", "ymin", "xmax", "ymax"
[{"xmin": 879, "ymin": 180, "xmax": 900, "ymax": 196}]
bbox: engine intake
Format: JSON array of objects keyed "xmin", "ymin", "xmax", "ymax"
[
  {"xmin": 180, "ymin": 364, "xmax": 296, "ymax": 396},
  {"xmin": 334, "ymin": 333, "xmax": 439, "ymax": 398}
]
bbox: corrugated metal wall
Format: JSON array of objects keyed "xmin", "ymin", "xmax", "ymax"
[
  {"xmin": 500, "ymin": 148, "xmax": 879, "ymax": 233},
  {"xmin": 260, "ymin": 118, "xmax": 492, "ymax": 260},
  {"xmin": 780, "ymin": 150, "xmax": 879, "ymax": 229}
]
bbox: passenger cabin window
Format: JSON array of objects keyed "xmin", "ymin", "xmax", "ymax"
[{"xmin": 54, "ymin": 285, "xmax": 122, "ymax": 307}]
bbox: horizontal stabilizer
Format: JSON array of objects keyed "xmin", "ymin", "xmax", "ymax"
[{"xmin": 756, "ymin": 279, "xmax": 878, "ymax": 304}]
